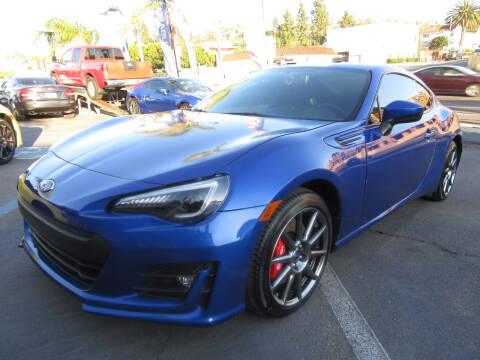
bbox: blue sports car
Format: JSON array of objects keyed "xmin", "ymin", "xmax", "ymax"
[
  {"xmin": 126, "ymin": 77, "xmax": 212, "ymax": 114},
  {"xmin": 18, "ymin": 65, "xmax": 462, "ymax": 325}
]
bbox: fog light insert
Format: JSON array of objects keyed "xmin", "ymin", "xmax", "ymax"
[{"xmin": 177, "ymin": 275, "xmax": 195, "ymax": 288}]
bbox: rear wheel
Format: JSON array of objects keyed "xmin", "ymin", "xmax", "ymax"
[
  {"xmin": 0, "ymin": 119, "xmax": 16, "ymax": 165},
  {"xmin": 465, "ymin": 84, "xmax": 480, "ymax": 97},
  {"xmin": 427, "ymin": 142, "xmax": 458, "ymax": 201},
  {"xmin": 246, "ymin": 189, "xmax": 332, "ymax": 317},
  {"xmin": 127, "ymin": 98, "xmax": 141, "ymax": 114},
  {"xmin": 86, "ymin": 76, "xmax": 103, "ymax": 100}
]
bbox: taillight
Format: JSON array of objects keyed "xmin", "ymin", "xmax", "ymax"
[
  {"xmin": 62, "ymin": 88, "xmax": 74, "ymax": 96},
  {"xmin": 19, "ymin": 89, "xmax": 33, "ymax": 99},
  {"xmin": 63, "ymin": 88, "xmax": 75, "ymax": 103}
]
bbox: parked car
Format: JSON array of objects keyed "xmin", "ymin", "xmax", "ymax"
[
  {"xmin": 473, "ymin": 49, "xmax": 480, "ymax": 54},
  {"xmin": 414, "ymin": 65, "xmax": 480, "ymax": 96},
  {"xmin": 17, "ymin": 65, "xmax": 462, "ymax": 325},
  {"xmin": 0, "ymin": 77, "xmax": 76, "ymax": 120},
  {"xmin": 0, "ymin": 104, "xmax": 23, "ymax": 164},
  {"xmin": 51, "ymin": 46, "xmax": 153, "ymax": 100},
  {"xmin": 126, "ymin": 78, "xmax": 212, "ymax": 114},
  {"xmin": 445, "ymin": 50, "xmax": 464, "ymax": 60}
]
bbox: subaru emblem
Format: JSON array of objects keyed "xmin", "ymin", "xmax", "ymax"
[{"xmin": 39, "ymin": 179, "xmax": 55, "ymax": 193}]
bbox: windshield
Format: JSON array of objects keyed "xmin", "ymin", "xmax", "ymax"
[
  {"xmin": 167, "ymin": 79, "xmax": 211, "ymax": 94},
  {"xmin": 17, "ymin": 78, "xmax": 57, "ymax": 85},
  {"xmin": 195, "ymin": 67, "xmax": 371, "ymax": 122}
]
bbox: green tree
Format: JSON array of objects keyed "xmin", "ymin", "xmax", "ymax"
[
  {"xmin": 311, "ymin": 0, "xmax": 329, "ymax": 45},
  {"xmin": 339, "ymin": 11, "xmax": 356, "ymax": 28},
  {"xmin": 277, "ymin": 10, "xmax": 296, "ymax": 47},
  {"xmin": 296, "ymin": 2, "xmax": 309, "ymax": 46},
  {"xmin": 445, "ymin": 0, "xmax": 480, "ymax": 47},
  {"xmin": 430, "ymin": 35, "xmax": 449, "ymax": 48},
  {"xmin": 36, "ymin": 18, "xmax": 99, "ymax": 58},
  {"xmin": 181, "ymin": 46, "xmax": 216, "ymax": 68},
  {"xmin": 129, "ymin": 43, "xmax": 164, "ymax": 70}
]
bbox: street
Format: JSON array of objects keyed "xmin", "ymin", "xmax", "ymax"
[{"xmin": 1, "ymin": 104, "xmax": 479, "ymax": 359}]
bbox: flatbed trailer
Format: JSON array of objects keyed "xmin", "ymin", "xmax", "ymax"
[{"xmin": 70, "ymin": 86, "xmax": 128, "ymax": 117}]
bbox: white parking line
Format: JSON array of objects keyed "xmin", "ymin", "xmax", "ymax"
[
  {"xmin": 321, "ymin": 264, "xmax": 391, "ymax": 360},
  {"xmin": 14, "ymin": 147, "xmax": 49, "ymax": 160}
]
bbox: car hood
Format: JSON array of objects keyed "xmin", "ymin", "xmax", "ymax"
[{"xmin": 51, "ymin": 110, "xmax": 330, "ymax": 185}]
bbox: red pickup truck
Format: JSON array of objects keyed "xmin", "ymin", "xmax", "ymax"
[{"xmin": 51, "ymin": 46, "xmax": 153, "ymax": 99}]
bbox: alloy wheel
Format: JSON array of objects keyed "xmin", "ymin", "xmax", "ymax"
[
  {"xmin": 442, "ymin": 149, "xmax": 457, "ymax": 197},
  {"xmin": 0, "ymin": 122, "xmax": 15, "ymax": 161},
  {"xmin": 466, "ymin": 84, "xmax": 480, "ymax": 97},
  {"xmin": 269, "ymin": 207, "xmax": 328, "ymax": 307}
]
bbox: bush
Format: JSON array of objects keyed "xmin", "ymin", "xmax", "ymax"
[
  {"xmin": 386, "ymin": 58, "xmax": 405, "ymax": 63},
  {"xmin": 0, "ymin": 70, "xmax": 14, "ymax": 79},
  {"xmin": 406, "ymin": 58, "xmax": 420, "ymax": 62}
]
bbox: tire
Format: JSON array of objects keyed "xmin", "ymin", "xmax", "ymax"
[
  {"xmin": 0, "ymin": 119, "xmax": 16, "ymax": 165},
  {"xmin": 246, "ymin": 188, "xmax": 332, "ymax": 317},
  {"xmin": 426, "ymin": 142, "xmax": 458, "ymax": 201},
  {"xmin": 465, "ymin": 84, "xmax": 480, "ymax": 97},
  {"xmin": 178, "ymin": 102, "xmax": 190, "ymax": 110},
  {"xmin": 127, "ymin": 98, "xmax": 141, "ymax": 114},
  {"xmin": 86, "ymin": 76, "xmax": 103, "ymax": 100}
]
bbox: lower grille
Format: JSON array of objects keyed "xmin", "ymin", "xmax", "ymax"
[
  {"xmin": 135, "ymin": 262, "xmax": 217, "ymax": 304},
  {"xmin": 18, "ymin": 196, "xmax": 110, "ymax": 289},
  {"xmin": 30, "ymin": 229, "xmax": 103, "ymax": 287}
]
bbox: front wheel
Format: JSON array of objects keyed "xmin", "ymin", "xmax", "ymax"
[
  {"xmin": 246, "ymin": 189, "xmax": 332, "ymax": 317},
  {"xmin": 0, "ymin": 119, "xmax": 16, "ymax": 165},
  {"xmin": 465, "ymin": 84, "xmax": 480, "ymax": 97},
  {"xmin": 127, "ymin": 98, "xmax": 141, "ymax": 114}
]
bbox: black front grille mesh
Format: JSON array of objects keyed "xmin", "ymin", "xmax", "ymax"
[{"xmin": 30, "ymin": 229, "xmax": 103, "ymax": 287}]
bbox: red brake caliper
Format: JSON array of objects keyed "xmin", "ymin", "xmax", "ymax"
[{"xmin": 270, "ymin": 238, "xmax": 286, "ymax": 280}]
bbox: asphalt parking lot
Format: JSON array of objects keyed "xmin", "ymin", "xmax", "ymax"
[{"xmin": 1, "ymin": 96, "xmax": 479, "ymax": 360}]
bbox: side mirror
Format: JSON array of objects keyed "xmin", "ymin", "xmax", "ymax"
[
  {"xmin": 380, "ymin": 100, "xmax": 425, "ymax": 135},
  {"xmin": 157, "ymin": 88, "xmax": 168, "ymax": 95}
]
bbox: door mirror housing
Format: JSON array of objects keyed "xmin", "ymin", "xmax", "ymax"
[
  {"xmin": 380, "ymin": 100, "xmax": 425, "ymax": 135},
  {"xmin": 157, "ymin": 88, "xmax": 168, "ymax": 95}
]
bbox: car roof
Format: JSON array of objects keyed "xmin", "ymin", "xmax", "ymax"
[
  {"xmin": 414, "ymin": 65, "xmax": 466, "ymax": 72},
  {"xmin": 271, "ymin": 64, "xmax": 409, "ymax": 77}
]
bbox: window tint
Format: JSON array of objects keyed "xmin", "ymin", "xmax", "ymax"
[
  {"xmin": 72, "ymin": 48, "xmax": 81, "ymax": 63},
  {"xmin": 167, "ymin": 79, "xmax": 211, "ymax": 93},
  {"xmin": 145, "ymin": 79, "xmax": 168, "ymax": 91},
  {"xmin": 418, "ymin": 68, "xmax": 441, "ymax": 76},
  {"xmin": 62, "ymin": 49, "xmax": 72, "ymax": 63},
  {"xmin": 17, "ymin": 78, "xmax": 56, "ymax": 85},
  {"xmin": 371, "ymin": 73, "xmax": 430, "ymax": 124},
  {"xmin": 86, "ymin": 48, "xmax": 96, "ymax": 59},
  {"xmin": 114, "ymin": 48, "xmax": 125, "ymax": 60},
  {"xmin": 198, "ymin": 68, "xmax": 371, "ymax": 122},
  {"xmin": 442, "ymin": 68, "xmax": 463, "ymax": 77}
]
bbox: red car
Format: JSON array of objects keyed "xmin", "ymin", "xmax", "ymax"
[
  {"xmin": 414, "ymin": 65, "xmax": 480, "ymax": 97},
  {"xmin": 51, "ymin": 46, "xmax": 153, "ymax": 99}
]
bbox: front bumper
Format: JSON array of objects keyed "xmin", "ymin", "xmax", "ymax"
[{"xmin": 18, "ymin": 172, "xmax": 265, "ymax": 325}]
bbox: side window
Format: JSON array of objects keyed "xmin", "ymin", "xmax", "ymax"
[
  {"xmin": 85, "ymin": 48, "xmax": 96, "ymax": 60},
  {"xmin": 62, "ymin": 49, "xmax": 72, "ymax": 63},
  {"xmin": 114, "ymin": 48, "xmax": 125, "ymax": 60},
  {"xmin": 148, "ymin": 79, "xmax": 169, "ymax": 92},
  {"xmin": 370, "ymin": 74, "xmax": 429, "ymax": 124},
  {"xmin": 443, "ymin": 68, "xmax": 463, "ymax": 77},
  {"xmin": 369, "ymin": 96, "xmax": 381, "ymax": 124},
  {"xmin": 72, "ymin": 48, "xmax": 81, "ymax": 63}
]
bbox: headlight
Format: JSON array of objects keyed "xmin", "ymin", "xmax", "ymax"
[{"xmin": 112, "ymin": 175, "xmax": 230, "ymax": 223}]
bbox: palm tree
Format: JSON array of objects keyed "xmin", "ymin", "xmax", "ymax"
[{"xmin": 445, "ymin": 0, "xmax": 480, "ymax": 47}]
